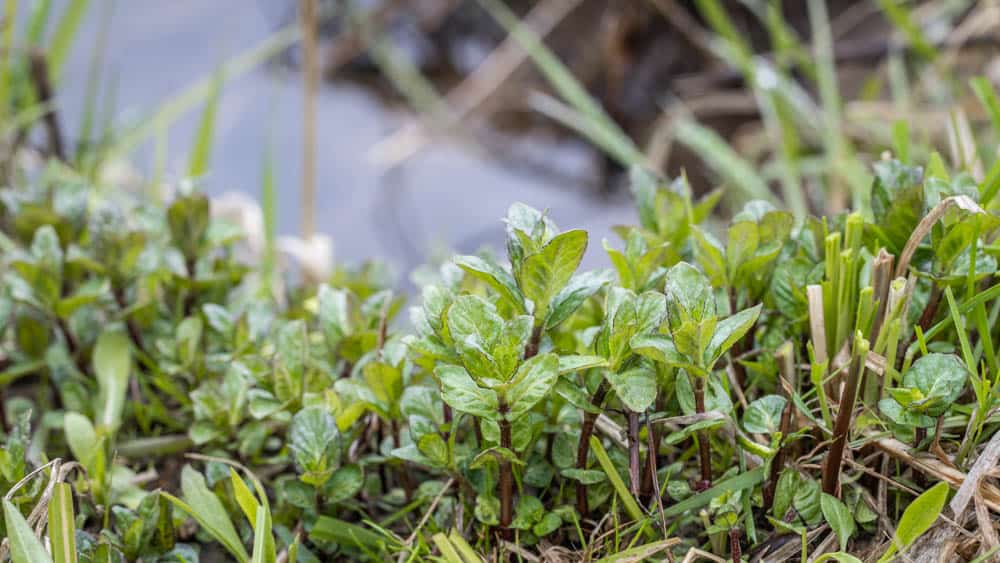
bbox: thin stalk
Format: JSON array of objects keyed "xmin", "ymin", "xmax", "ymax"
[
  {"xmin": 730, "ymin": 527, "xmax": 742, "ymax": 563},
  {"xmin": 524, "ymin": 324, "xmax": 542, "ymax": 359},
  {"xmin": 822, "ymin": 332, "xmax": 869, "ymax": 496},
  {"xmin": 763, "ymin": 345, "xmax": 795, "ymax": 512},
  {"xmin": 694, "ymin": 376, "xmax": 712, "ymax": 489},
  {"xmin": 627, "ymin": 410, "xmax": 641, "ymax": 498},
  {"xmin": 644, "ymin": 411, "xmax": 667, "ymax": 537},
  {"xmin": 299, "ymin": 0, "xmax": 318, "ymax": 239},
  {"xmin": 498, "ymin": 400, "xmax": 513, "ymax": 539},
  {"xmin": 576, "ymin": 379, "xmax": 609, "ymax": 515},
  {"xmin": 28, "ymin": 52, "xmax": 65, "ymax": 161}
]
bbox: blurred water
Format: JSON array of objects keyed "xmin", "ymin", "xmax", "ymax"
[{"xmin": 55, "ymin": 0, "xmax": 638, "ymax": 276}]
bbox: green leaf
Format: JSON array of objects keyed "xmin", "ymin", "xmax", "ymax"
[
  {"xmin": 546, "ymin": 269, "xmax": 613, "ymax": 328},
  {"xmin": 518, "ymin": 229, "xmax": 588, "ymax": 317},
  {"xmin": 250, "ymin": 504, "xmax": 275, "ymax": 563},
  {"xmin": 870, "ymin": 159, "xmax": 924, "ymax": 254},
  {"xmin": 325, "ymin": 464, "xmax": 364, "ymax": 504},
  {"xmin": 821, "ymin": 493, "xmax": 855, "ymax": 551},
  {"xmin": 4, "ymin": 498, "xmax": 53, "ymax": 563},
  {"xmin": 901, "ymin": 353, "xmax": 968, "ymax": 416},
  {"xmin": 230, "ymin": 469, "xmax": 259, "ymax": 526},
  {"xmin": 454, "ymin": 255, "xmax": 525, "ymax": 313},
  {"xmin": 665, "ymin": 262, "xmax": 715, "ymax": 328},
  {"xmin": 436, "ymin": 364, "xmax": 499, "ymax": 419},
  {"xmin": 48, "ymin": 483, "xmax": 77, "ymax": 563},
  {"xmin": 163, "ymin": 465, "xmax": 249, "ymax": 562},
  {"xmin": 558, "ymin": 354, "xmax": 607, "ymax": 374},
  {"xmin": 289, "ymin": 407, "xmax": 339, "ymax": 486},
  {"xmin": 446, "ymin": 295, "xmax": 503, "ymax": 352},
  {"xmin": 93, "ymin": 329, "xmax": 132, "ymax": 433},
  {"xmin": 189, "ymin": 67, "xmax": 224, "ymax": 177},
  {"xmin": 630, "ymin": 334, "xmax": 688, "ymax": 366},
  {"xmin": 704, "ymin": 304, "xmax": 761, "ymax": 367},
  {"xmin": 605, "ymin": 366, "xmax": 657, "ymax": 413},
  {"xmin": 64, "ymin": 412, "xmax": 99, "ymax": 471},
  {"xmin": 505, "ymin": 353, "xmax": 559, "ymax": 420},
  {"xmin": 742, "ymin": 395, "xmax": 787, "ymax": 434},
  {"xmin": 878, "ymin": 482, "xmax": 949, "ymax": 563},
  {"xmin": 362, "ymin": 361, "xmax": 403, "ymax": 412}
]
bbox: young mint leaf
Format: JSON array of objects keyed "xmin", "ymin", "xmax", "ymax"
[
  {"xmin": 665, "ymin": 262, "xmax": 715, "ymax": 328},
  {"xmin": 742, "ymin": 395, "xmax": 787, "ymax": 434},
  {"xmin": 454, "ymin": 255, "xmax": 526, "ymax": 313},
  {"xmin": 505, "ymin": 353, "xmax": 559, "ymax": 420},
  {"xmin": 436, "ymin": 364, "xmax": 499, "ymax": 419},
  {"xmin": 901, "ymin": 353, "xmax": 968, "ymax": 416},
  {"xmin": 605, "ymin": 365, "xmax": 657, "ymax": 413},
  {"xmin": 703, "ymin": 304, "xmax": 762, "ymax": 367},
  {"xmin": 518, "ymin": 229, "xmax": 588, "ymax": 318},
  {"xmin": 289, "ymin": 407, "xmax": 340, "ymax": 486},
  {"xmin": 545, "ymin": 269, "xmax": 613, "ymax": 329}
]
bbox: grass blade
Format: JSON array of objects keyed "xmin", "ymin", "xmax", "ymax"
[
  {"xmin": 106, "ymin": 27, "xmax": 298, "ymax": 162},
  {"xmin": 3, "ymin": 498, "xmax": 53, "ymax": 563},
  {"xmin": 970, "ymin": 77, "xmax": 1000, "ymax": 137},
  {"xmin": 589, "ymin": 436, "xmax": 648, "ymax": 530},
  {"xmin": 877, "ymin": 482, "xmax": 949, "ymax": 562},
  {"xmin": 673, "ymin": 118, "xmax": 775, "ymax": 204},
  {"xmin": 476, "ymin": 0, "xmax": 643, "ymax": 167},
  {"xmin": 875, "ymin": 0, "xmax": 937, "ymax": 60},
  {"xmin": 163, "ymin": 465, "xmax": 249, "ymax": 562},
  {"xmin": 47, "ymin": 482, "xmax": 77, "ymax": 563},
  {"xmin": 188, "ymin": 67, "xmax": 224, "ymax": 178},
  {"xmin": 48, "ymin": 0, "xmax": 91, "ymax": 83},
  {"xmin": 0, "ymin": 0, "xmax": 17, "ymax": 124}
]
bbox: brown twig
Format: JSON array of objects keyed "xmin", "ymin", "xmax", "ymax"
[
  {"xmin": 27, "ymin": 51, "xmax": 65, "ymax": 161},
  {"xmin": 498, "ymin": 398, "xmax": 514, "ymax": 540},
  {"xmin": 822, "ymin": 336, "xmax": 868, "ymax": 497}
]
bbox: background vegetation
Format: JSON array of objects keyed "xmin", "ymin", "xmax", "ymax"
[{"xmin": 2, "ymin": 1, "xmax": 1000, "ymax": 562}]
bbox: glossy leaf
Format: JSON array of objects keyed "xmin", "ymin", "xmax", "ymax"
[
  {"xmin": 437, "ymin": 364, "xmax": 499, "ymax": 419},
  {"xmin": 505, "ymin": 353, "xmax": 559, "ymax": 420}
]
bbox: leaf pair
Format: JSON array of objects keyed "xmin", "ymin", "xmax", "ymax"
[{"xmin": 437, "ymin": 353, "xmax": 559, "ymax": 423}]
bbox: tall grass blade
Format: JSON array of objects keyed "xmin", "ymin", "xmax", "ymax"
[
  {"xmin": 47, "ymin": 482, "xmax": 77, "ymax": 563},
  {"xmin": 589, "ymin": 436, "xmax": 649, "ymax": 532},
  {"xmin": 188, "ymin": 67, "xmax": 224, "ymax": 178},
  {"xmin": 970, "ymin": 77, "xmax": 1000, "ymax": 136},
  {"xmin": 875, "ymin": 0, "xmax": 937, "ymax": 60},
  {"xmin": 48, "ymin": 0, "xmax": 91, "ymax": 83},
  {"xmin": 26, "ymin": 0, "xmax": 53, "ymax": 46},
  {"xmin": 476, "ymin": 0, "xmax": 643, "ymax": 167},
  {"xmin": 673, "ymin": 118, "xmax": 775, "ymax": 204},
  {"xmin": 0, "ymin": 0, "xmax": 17, "ymax": 123},
  {"xmin": 106, "ymin": 27, "xmax": 298, "ymax": 162}
]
